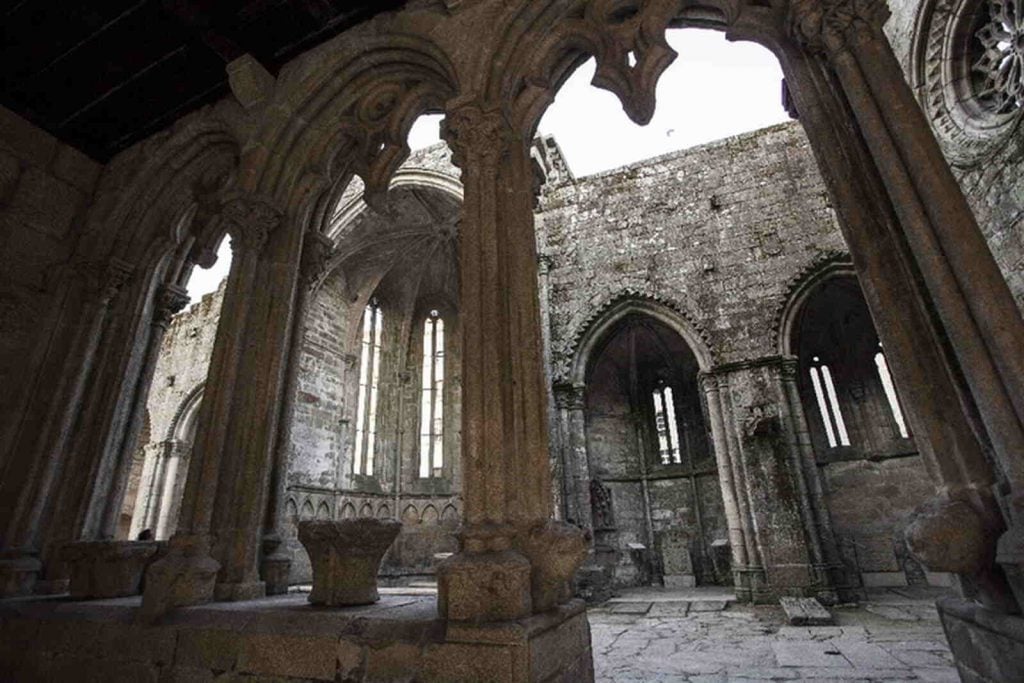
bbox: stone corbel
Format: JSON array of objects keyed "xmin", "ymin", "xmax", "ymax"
[
  {"xmin": 153, "ymin": 283, "xmax": 190, "ymax": 328},
  {"xmin": 300, "ymin": 231, "xmax": 335, "ymax": 294}
]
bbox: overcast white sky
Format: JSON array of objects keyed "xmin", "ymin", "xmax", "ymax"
[{"xmin": 187, "ymin": 29, "xmax": 786, "ymax": 303}]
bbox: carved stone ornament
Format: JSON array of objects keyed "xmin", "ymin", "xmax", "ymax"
[
  {"xmin": 441, "ymin": 104, "xmax": 516, "ymax": 170},
  {"xmin": 153, "ymin": 283, "xmax": 190, "ymax": 326},
  {"xmin": 912, "ymin": 0, "xmax": 1024, "ymax": 166},
  {"xmin": 221, "ymin": 196, "xmax": 283, "ymax": 255},
  {"xmin": 788, "ymin": 0, "xmax": 890, "ymax": 54},
  {"xmin": 553, "ymin": 382, "xmax": 586, "ymax": 410}
]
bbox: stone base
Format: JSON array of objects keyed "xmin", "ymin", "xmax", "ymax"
[
  {"xmin": 861, "ymin": 570, "xmax": 908, "ymax": 587},
  {"xmin": 214, "ymin": 580, "xmax": 266, "ymax": 602},
  {"xmin": 139, "ymin": 535, "xmax": 219, "ymax": 621},
  {"xmin": 438, "ymin": 549, "xmax": 533, "ymax": 621},
  {"xmin": 664, "ymin": 574, "xmax": 696, "ymax": 588},
  {"xmin": 0, "ymin": 593, "xmax": 594, "ymax": 682},
  {"xmin": 937, "ymin": 596, "xmax": 1024, "ymax": 682},
  {"xmin": 298, "ymin": 519, "xmax": 400, "ymax": 606},
  {"xmin": 0, "ymin": 551, "xmax": 41, "ymax": 597}
]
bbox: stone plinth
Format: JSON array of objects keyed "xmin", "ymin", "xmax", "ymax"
[
  {"xmin": 298, "ymin": 518, "xmax": 400, "ymax": 606},
  {"xmin": 60, "ymin": 541, "xmax": 158, "ymax": 599},
  {"xmin": 938, "ymin": 596, "xmax": 1024, "ymax": 682}
]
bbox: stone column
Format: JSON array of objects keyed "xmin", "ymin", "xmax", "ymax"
[
  {"xmin": 436, "ymin": 103, "xmax": 585, "ymax": 622},
  {"xmin": 142, "ymin": 196, "xmax": 293, "ymax": 616},
  {"xmin": 261, "ymin": 231, "xmax": 332, "ymax": 594},
  {"xmin": 552, "ymin": 383, "xmax": 592, "ymax": 531},
  {"xmin": 0, "ymin": 258, "xmax": 132, "ymax": 596},
  {"xmin": 781, "ymin": 1, "xmax": 1018, "ymax": 610},
  {"xmin": 87, "ymin": 282, "xmax": 190, "ymax": 540}
]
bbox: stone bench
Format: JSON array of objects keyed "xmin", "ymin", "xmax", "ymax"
[{"xmin": 298, "ymin": 519, "xmax": 401, "ymax": 606}]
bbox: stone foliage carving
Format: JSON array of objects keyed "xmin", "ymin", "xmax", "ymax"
[
  {"xmin": 153, "ymin": 284, "xmax": 190, "ymax": 327},
  {"xmin": 789, "ymin": 0, "xmax": 890, "ymax": 53},
  {"xmin": 441, "ymin": 105, "xmax": 516, "ymax": 170},
  {"xmin": 590, "ymin": 478, "xmax": 615, "ymax": 531},
  {"xmin": 220, "ymin": 196, "xmax": 282, "ymax": 255},
  {"xmin": 301, "ymin": 231, "xmax": 335, "ymax": 293}
]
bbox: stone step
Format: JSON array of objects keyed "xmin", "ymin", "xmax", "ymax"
[{"xmin": 780, "ymin": 596, "xmax": 833, "ymax": 626}]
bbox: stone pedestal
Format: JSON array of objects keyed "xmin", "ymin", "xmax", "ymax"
[
  {"xmin": 298, "ymin": 519, "xmax": 400, "ymax": 606},
  {"xmin": 938, "ymin": 596, "xmax": 1024, "ymax": 682},
  {"xmin": 0, "ymin": 550, "xmax": 41, "ymax": 597},
  {"xmin": 60, "ymin": 541, "xmax": 158, "ymax": 599}
]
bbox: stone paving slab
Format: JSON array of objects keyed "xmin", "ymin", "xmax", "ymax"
[
  {"xmin": 611, "ymin": 602, "xmax": 653, "ymax": 615},
  {"xmin": 780, "ymin": 597, "xmax": 832, "ymax": 626},
  {"xmin": 591, "ymin": 588, "xmax": 958, "ymax": 682},
  {"xmin": 689, "ymin": 600, "xmax": 728, "ymax": 612}
]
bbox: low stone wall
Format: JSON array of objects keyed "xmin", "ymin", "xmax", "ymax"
[
  {"xmin": 0, "ymin": 594, "xmax": 592, "ymax": 682},
  {"xmin": 937, "ymin": 596, "xmax": 1024, "ymax": 682}
]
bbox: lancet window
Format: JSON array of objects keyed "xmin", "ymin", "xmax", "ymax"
[
  {"xmin": 354, "ymin": 300, "xmax": 383, "ymax": 476},
  {"xmin": 419, "ymin": 310, "xmax": 445, "ymax": 477}
]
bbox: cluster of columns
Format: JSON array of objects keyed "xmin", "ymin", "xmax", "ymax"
[{"xmin": 0, "ymin": 0, "xmax": 1021, "ymax": 632}]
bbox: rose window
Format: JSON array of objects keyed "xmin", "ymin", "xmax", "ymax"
[{"xmin": 973, "ymin": 0, "xmax": 1024, "ymax": 113}]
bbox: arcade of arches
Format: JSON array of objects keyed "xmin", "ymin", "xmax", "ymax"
[{"xmin": 1, "ymin": 0, "xmax": 1023, "ymax": 681}]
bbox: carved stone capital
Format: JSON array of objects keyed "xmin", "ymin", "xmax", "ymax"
[
  {"xmin": 441, "ymin": 104, "xmax": 517, "ymax": 170},
  {"xmin": 553, "ymin": 382, "xmax": 586, "ymax": 410},
  {"xmin": 153, "ymin": 283, "xmax": 190, "ymax": 327},
  {"xmin": 72, "ymin": 257, "xmax": 134, "ymax": 306},
  {"xmin": 221, "ymin": 196, "xmax": 283, "ymax": 256},
  {"xmin": 788, "ymin": 0, "xmax": 890, "ymax": 54},
  {"xmin": 301, "ymin": 231, "xmax": 334, "ymax": 293}
]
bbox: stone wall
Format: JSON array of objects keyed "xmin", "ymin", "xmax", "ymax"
[
  {"xmin": 120, "ymin": 281, "xmax": 226, "ymax": 540},
  {"xmin": 0, "ymin": 106, "xmax": 100, "ymax": 474}
]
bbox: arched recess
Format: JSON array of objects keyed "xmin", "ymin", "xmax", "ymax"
[
  {"xmin": 778, "ymin": 262, "xmax": 940, "ymax": 587},
  {"xmin": 27, "ymin": 111, "xmax": 242, "ymax": 578},
  {"xmin": 569, "ymin": 296, "xmax": 713, "ymax": 386},
  {"xmin": 571, "ymin": 298, "xmax": 729, "ymax": 589},
  {"xmin": 130, "ymin": 384, "xmax": 206, "ymax": 541}
]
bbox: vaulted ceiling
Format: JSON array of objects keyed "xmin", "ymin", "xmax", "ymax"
[{"xmin": 0, "ymin": 0, "xmax": 407, "ymax": 162}]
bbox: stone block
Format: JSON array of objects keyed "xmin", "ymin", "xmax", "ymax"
[
  {"xmin": 237, "ymin": 632, "xmax": 339, "ymax": 680},
  {"xmin": 437, "ymin": 549, "xmax": 532, "ymax": 622},
  {"xmin": 298, "ymin": 518, "xmax": 400, "ymax": 606},
  {"xmin": 780, "ymin": 596, "xmax": 832, "ymax": 626},
  {"xmin": 6, "ymin": 166, "xmax": 82, "ymax": 238},
  {"xmin": 159, "ymin": 665, "xmax": 215, "ymax": 683},
  {"xmin": 98, "ymin": 622, "xmax": 177, "ymax": 665},
  {"xmin": 0, "ymin": 550, "xmax": 41, "ymax": 597},
  {"xmin": 51, "ymin": 143, "xmax": 100, "ymax": 192},
  {"xmin": 0, "ymin": 105, "xmax": 57, "ymax": 165},
  {"xmin": 861, "ymin": 571, "xmax": 908, "ymax": 587},
  {"xmin": 529, "ymin": 611, "xmax": 590, "ymax": 682},
  {"xmin": 364, "ymin": 641, "xmax": 423, "ymax": 682},
  {"xmin": 175, "ymin": 627, "xmax": 243, "ymax": 671},
  {"xmin": 60, "ymin": 540, "xmax": 158, "ymax": 599},
  {"xmin": 938, "ymin": 597, "xmax": 1024, "ymax": 683},
  {"xmin": 0, "ymin": 148, "xmax": 20, "ymax": 201},
  {"xmin": 420, "ymin": 642, "xmax": 515, "ymax": 682},
  {"xmin": 610, "ymin": 602, "xmax": 652, "ymax": 615}
]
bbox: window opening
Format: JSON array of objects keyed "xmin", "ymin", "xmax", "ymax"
[
  {"xmin": 809, "ymin": 356, "xmax": 850, "ymax": 448},
  {"xmin": 419, "ymin": 310, "xmax": 445, "ymax": 477},
  {"xmin": 972, "ymin": 0, "xmax": 1023, "ymax": 114},
  {"xmin": 874, "ymin": 345, "xmax": 910, "ymax": 439},
  {"xmin": 652, "ymin": 383, "xmax": 682, "ymax": 465},
  {"xmin": 354, "ymin": 300, "xmax": 383, "ymax": 475}
]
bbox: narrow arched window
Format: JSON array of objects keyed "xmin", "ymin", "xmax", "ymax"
[
  {"xmin": 354, "ymin": 300, "xmax": 383, "ymax": 476},
  {"xmin": 652, "ymin": 382, "xmax": 682, "ymax": 465},
  {"xmin": 419, "ymin": 310, "xmax": 445, "ymax": 477},
  {"xmin": 874, "ymin": 345, "xmax": 909, "ymax": 439},
  {"xmin": 809, "ymin": 355, "xmax": 850, "ymax": 448}
]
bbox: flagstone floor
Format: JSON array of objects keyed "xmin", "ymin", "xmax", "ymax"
[{"xmin": 589, "ymin": 587, "xmax": 958, "ymax": 682}]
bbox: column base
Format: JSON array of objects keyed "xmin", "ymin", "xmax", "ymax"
[
  {"xmin": 438, "ymin": 549, "xmax": 532, "ymax": 622},
  {"xmin": 139, "ymin": 535, "xmax": 219, "ymax": 621},
  {"xmin": 260, "ymin": 534, "xmax": 292, "ymax": 596},
  {"xmin": 0, "ymin": 550, "xmax": 41, "ymax": 598},
  {"xmin": 517, "ymin": 521, "xmax": 588, "ymax": 613},
  {"xmin": 60, "ymin": 540, "xmax": 158, "ymax": 599},
  {"xmin": 214, "ymin": 580, "xmax": 266, "ymax": 602},
  {"xmin": 938, "ymin": 596, "xmax": 1024, "ymax": 682}
]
